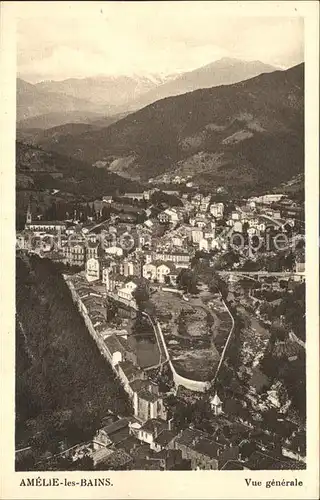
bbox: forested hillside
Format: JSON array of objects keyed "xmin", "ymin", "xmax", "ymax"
[
  {"xmin": 32, "ymin": 64, "xmax": 303, "ymax": 195},
  {"xmin": 16, "ymin": 141, "xmax": 142, "ymax": 229},
  {"xmin": 16, "ymin": 255, "xmax": 131, "ymax": 467}
]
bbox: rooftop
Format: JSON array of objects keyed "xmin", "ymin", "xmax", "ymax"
[
  {"xmin": 26, "ymin": 221, "xmax": 66, "ymax": 226},
  {"xmin": 100, "ymin": 418, "xmax": 130, "ymax": 436},
  {"xmin": 154, "ymin": 429, "xmax": 177, "ymax": 447},
  {"xmin": 175, "ymin": 428, "xmax": 207, "ymax": 448},
  {"xmin": 104, "ymin": 334, "xmax": 126, "ymax": 356},
  {"xmin": 140, "ymin": 419, "xmax": 168, "ymax": 435},
  {"xmin": 130, "ymin": 379, "xmax": 157, "ymax": 394},
  {"xmin": 220, "ymin": 460, "xmax": 247, "ymax": 470},
  {"xmin": 91, "ymin": 447, "xmax": 114, "ymax": 464},
  {"xmin": 137, "ymin": 389, "xmax": 161, "ymax": 403},
  {"xmin": 245, "ymin": 450, "xmax": 304, "ymax": 470},
  {"xmin": 193, "ymin": 437, "xmax": 223, "ymax": 460},
  {"xmin": 102, "ymin": 449, "xmax": 132, "ymax": 469},
  {"xmin": 118, "ymin": 361, "xmax": 142, "ymax": 382}
]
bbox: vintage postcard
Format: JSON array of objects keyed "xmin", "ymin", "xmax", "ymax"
[{"xmin": 0, "ymin": 1, "xmax": 319, "ymax": 499}]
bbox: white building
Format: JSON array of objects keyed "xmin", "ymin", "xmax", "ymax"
[
  {"xmin": 143, "ymin": 263, "xmax": 157, "ymax": 281},
  {"xmin": 164, "ymin": 208, "xmax": 179, "ymax": 223},
  {"xmin": 209, "ymin": 203, "xmax": 224, "ymax": 219},
  {"xmin": 118, "ymin": 280, "xmax": 137, "ymax": 301},
  {"xmin": 156, "ymin": 263, "xmax": 175, "ymax": 283},
  {"xmin": 86, "ymin": 257, "xmax": 100, "ymax": 282},
  {"xmin": 210, "ymin": 392, "xmax": 223, "ymax": 416},
  {"xmin": 191, "ymin": 228, "xmax": 203, "ymax": 244},
  {"xmin": 231, "ymin": 211, "xmax": 241, "ymax": 221},
  {"xmin": 233, "ymin": 221, "xmax": 243, "ymax": 233}
]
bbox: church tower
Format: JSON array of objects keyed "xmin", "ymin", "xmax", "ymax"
[{"xmin": 26, "ymin": 202, "xmax": 32, "ymax": 226}]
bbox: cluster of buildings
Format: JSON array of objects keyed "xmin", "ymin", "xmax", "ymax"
[
  {"xmin": 16, "ymin": 187, "xmax": 306, "ymax": 470},
  {"xmin": 53, "ymin": 388, "xmax": 304, "ymax": 471},
  {"xmin": 18, "ymin": 189, "xmax": 304, "ymax": 277}
]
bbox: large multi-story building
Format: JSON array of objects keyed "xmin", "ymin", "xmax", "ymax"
[
  {"xmin": 25, "ymin": 205, "xmax": 66, "ymax": 233},
  {"xmin": 86, "ymin": 257, "xmax": 100, "ymax": 282},
  {"xmin": 119, "ymin": 259, "xmax": 142, "ymax": 277},
  {"xmin": 174, "ymin": 428, "xmax": 223, "ymax": 470},
  {"xmin": 153, "ymin": 251, "xmax": 190, "ymax": 267},
  {"xmin": 63, "ymin": 243, "xmax": 86, "ymax": 267},
  {"xmin": 142, "ymin": 261, "xmax": 176, "ymax": 283},
  {"xmin": 131, "ymin": 380, "xmax": 167, "ymax": 423},
  {"xmin": 209, "ymin": 203, "xmax": 224, "ymax": 219}
]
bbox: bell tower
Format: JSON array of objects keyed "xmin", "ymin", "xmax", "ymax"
[
  {"xmin": 26, "ymin": 202, "xmax": 32, "ymax": 225},
  {"xmin": 210, "ymin": 392, "xmax": 223, "ymax": 416}
]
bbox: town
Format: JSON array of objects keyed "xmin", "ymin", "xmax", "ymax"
[{"xmin": 16, "ymin": 185, "xmax": 306, "ymax": 471}]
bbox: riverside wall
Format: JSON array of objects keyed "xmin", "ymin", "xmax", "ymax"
[
  {"xmin": 145, "ymin": 311, "xmax": 212, "ymax": 392},
  {"xmin": 65, "ymin": 275, "xmax": 234, "ymax": 394},
  {"xmin": 163, "ymin": 296, "xmax": 234, "ymax": 393}
]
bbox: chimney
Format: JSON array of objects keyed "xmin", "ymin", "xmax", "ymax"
[{"xmin": 168, "ymin": 417, "xmax": 174, "ymax": 431}]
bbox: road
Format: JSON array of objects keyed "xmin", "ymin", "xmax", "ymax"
[{"xmin": 218, "ymin": 271, "xmax": 305, "ymax": 278}]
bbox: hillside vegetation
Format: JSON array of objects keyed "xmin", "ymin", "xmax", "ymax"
[
  {"xmin": 16, "ymin": 141, "xmax": 142, "ymax": 227},
  {"xmin": 16, "ymin": 255, "xmax": 131, "ymax": 459}
]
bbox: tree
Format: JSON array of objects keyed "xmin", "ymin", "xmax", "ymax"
[
  {"xmin": 164, "ymin": 275, "xmax": 171, "ymax": 285},
  {"xmin": 132, "ymin": 283, "xmax": 150, "ymax": 310},
  {"xmin": 176, "ymin": 269, "xmax": 198, "ymax": 294},
  {"xmin": 101, "ymin": 205, "xmax": 111, "ymax": 221}
]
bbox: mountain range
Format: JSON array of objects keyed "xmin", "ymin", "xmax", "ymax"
[
  {"xmin": 16, "ymin": 78, "xmax": 107, "ymax": 125},
  {"xmin": 20, "ymin": 63, "xmax": 303, "ymax": 195},
  {"xmin": 17, "ymin": 58, "xmax": 277, "ymax": 129},
  {"xmin": 128, "ymin": 58, "xmax": 277, "ymax": 110},
  {"xmin": 16, "ymin": 74, "xmax": 173, "ymax": 128}
]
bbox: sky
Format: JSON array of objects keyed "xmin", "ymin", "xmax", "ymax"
[{"xmin": 15, "ymin": 1, "xmax": 304, "ymax": 83}]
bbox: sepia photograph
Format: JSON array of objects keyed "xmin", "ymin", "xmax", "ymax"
[
  {"xmin": 13, "ymin": 2, "xmax": 309, "ymax": 475},
  {"xmin": 0, "ymin": 3, "xmax": 316, "ymax": 498}
]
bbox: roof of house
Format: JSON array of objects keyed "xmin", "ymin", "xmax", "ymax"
[
  {"xmin": 26, "ymin": 221, "xmax": 66, "ymax": 226},
  {"xmin": 104, "ymin": 334, "xmax": 126, "ymax": 356},
  {"xmin": 154, "ymin": 429, "xmax": 177, "ymax": 447},
  {"xmin": 125, "ymin": 276, "xmax": 148, "ymax": 287},
  {"xmin": 113, "ymin": 436, "xmax": 141, "ymax": 453},
  {"xmin": 245, "ymin": 450, "xmax": 303, "ymax": 470},
  {"xmin": 211, "ymin": 392, "xmax": 222, "ymax": 406},
  {"xmin": 118, "ymin": 361, "xmax": 142, "ymax": 382},
  {"xmin": 100, "ymin": 417, "xmax": 130, "ymax": 436},
  {"xmin": 130, "ymin": 379, "xmax": 154, "ymax": 393},
  {"xmin": 140, "ymin": 419, "xmax": 168, "ymax": 435},
  {"xmin": 102, "ymin": 449, "xmax": 133, "ymax": 468},
  {"xmin": 220, "ymin": 460, "xmax": 246, "ymax": 470},
  {"xmin": 193, "ymin": 437, "xmax": 222, "ymax": 460},
  {"xmin": 130, "ymin": 458, "xmax": 163, "ymax": 470},
  {"xmin": 110, "ymin": 273, "xmax": 127, "ymax": 283},
  {"xmin": 117, "ymin": 335, "xmax": 134, "ymax": 353},
  {"xmin": 175, "ymin": 428, "xmax": 206, "ymax": 448},
  {"xmin": 150, "ymin": 260, "xmax": 177, "ymax": 271},
  {"xmin": 91, "ymin": 447, "xmax": 114, "ymax": 464},
  {"xmin": 138, "ymin": 389, "xmax": 161, "ymax": 403}
]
